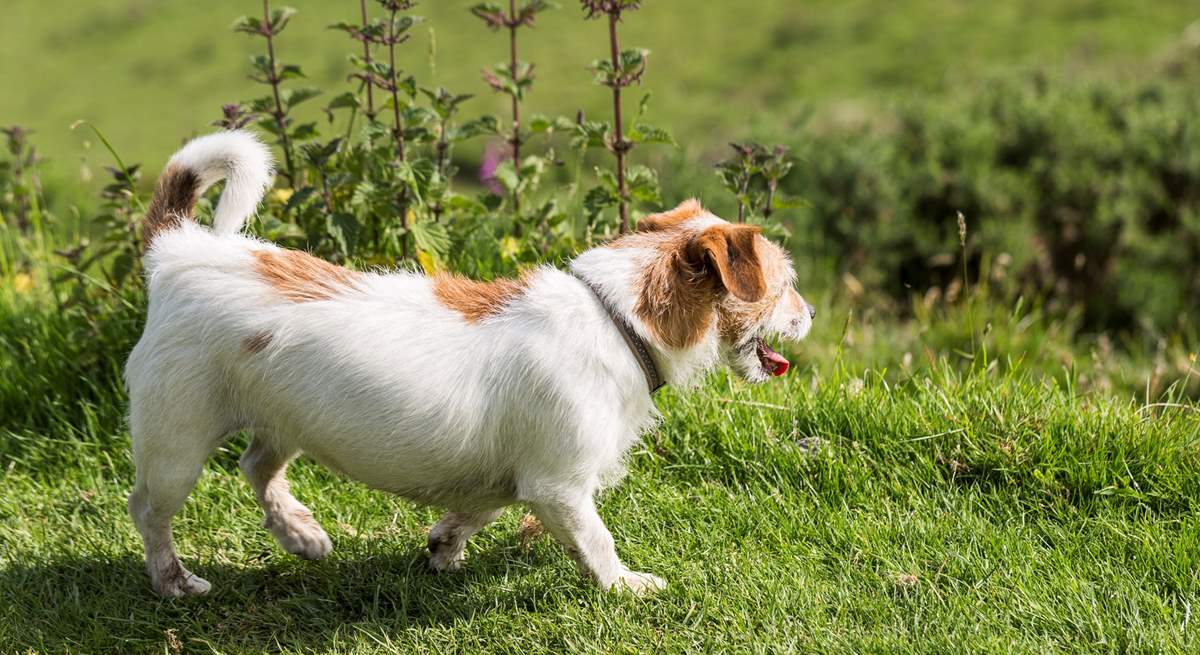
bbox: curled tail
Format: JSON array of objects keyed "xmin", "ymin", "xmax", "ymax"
[{"xmin": 142, "ymin": 130, "xmax": 274, "ymax": 251}]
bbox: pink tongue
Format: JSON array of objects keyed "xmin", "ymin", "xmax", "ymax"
[{"xmin": 758, "ymin": 343, "xmax": 790, "ymax": 376}]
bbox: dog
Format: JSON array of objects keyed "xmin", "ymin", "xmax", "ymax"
[{"xmin": 126, "ymin": 131, "xmax": 815, "ymax": 597}]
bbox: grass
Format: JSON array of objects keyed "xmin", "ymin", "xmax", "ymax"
[
  {"xmin": 2, "ymin": 279, "xmax": 1199, "ymax": 653},
  {"xmin": 4, "ymin": 0, "xmax": 1198, "ymax": 181}
]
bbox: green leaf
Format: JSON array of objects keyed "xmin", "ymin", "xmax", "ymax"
[
  {"xmin": 452, "ymin": 115, "xmax": 499, "ymax": 141},
  {"xmin": 583, "ymin": 184, "xmax": 618, "ymax": 215},
  {"xmin": 327, "ymin": 212, "xmax": 360, "ymax": 256},
  {"xmin": 282, "ymin": 87, "xmax": 322, "ymax": 110},
  {"xmin": 493, "ymin": 162, "xmax": 520, "ymax": 193},
  {"xmin": 289, "ymin": 122, "xmax": 319, "ymax": 141},
  {"xmin": 270, "ymin": 7, "xmax": 298, "ymax": 34},
  {"xmin": 325, "ymin": 91, "xmax": 361, "ymax": 111},
  {"xmin": 410, "ymin": 219, "xmax": 451, "ymax": 258},
  {"xmin": 628, "ymin": 123, "xmax": 675, "ymax": 146},
  {"xmin": 232, "ymin": 16, "xmax": 264, "ymax": 35}
]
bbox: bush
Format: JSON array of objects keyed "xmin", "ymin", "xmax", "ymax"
[{"xmin": 780, "ymin": 69, "xmax": 1200, "ymax": 333}]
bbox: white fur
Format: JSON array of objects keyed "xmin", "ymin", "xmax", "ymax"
[
  {"xmin": 167, "ymin": 130, "xmax": 274, "ymax": 235},
  {"xmin": 126, "ymin": 133, "xmax": 812, "ymax": 598}
]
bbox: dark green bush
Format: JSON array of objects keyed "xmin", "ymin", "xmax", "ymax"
[{"xmin": 780, "ymin": 70, "xmax": 1200, "ymax": 332}]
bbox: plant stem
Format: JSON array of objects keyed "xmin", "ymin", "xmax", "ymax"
[
  {"xmin": 262, "ymin": 0, "xmax": 296, "ymax": 185},
  {"xmin": 508, "ymin": 0, "xmax": 522, "ymax": 216},
  {"xmin": 386, "ymin": 7, "xmax": 407, "ymax": 162},
  {"xmin": 737, "ymin": 174, "xmax": 749, "ymax": 223},
  {"xmin": 607, "ymin": 11, "xmax": 629, "ymax": 234},
  {"xmin": 360, "ymin": 0, "xmax": 376, "ymax": 123},
  {"xmin": 764, "ymin": 180, "xmax": 777, "ymax": 220},
  {"xmin": 384, "ymin": 4, "xmax": 410, "ymax": 260}
]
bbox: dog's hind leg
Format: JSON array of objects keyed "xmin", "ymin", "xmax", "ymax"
[
  {"xmin": 127, "ymin": 392, "xmax": 228, "ymax": 597},
  {"xmin": 426, "ymin": 508, "xmax": 504, "ymax": 572},
  {"xmin": 239, "ymin": 434, "xmax": 332, "ymax": 560}
]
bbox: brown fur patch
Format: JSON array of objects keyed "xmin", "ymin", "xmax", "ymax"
[
  {"xmin": 252, "ymin": 249, "xmax": 361, "ymax": 302},
  {"xmin": 635, "ymin": 198, "xmax": 705, "ymax": 232},
  {"xmin": 433, "ymin": 273, "xmax": 530, "ymax": 322},
  {"xmin": 142, "ymin": 164, "xmax": 200, "ymax": 252},
  {"xmin": 633, "ymin": 223, "xmax": 771, "ymax": 349},
  {"xmin": 243, "ymin": 331, "xmax": 273, "ymax": 353},
  {"xmin": 689, "ymin": 224, "xmax": 766, "ymax": 302},
  {"xmin": 634, "ymin": 242, "xmax": 722, "ymax": 349}
]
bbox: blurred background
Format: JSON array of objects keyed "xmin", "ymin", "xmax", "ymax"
[{"xmin": 3, "ymin": 0, "xmax": 1199, "ymax": 403}]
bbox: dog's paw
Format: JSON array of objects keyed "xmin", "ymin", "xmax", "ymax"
[
  {"xmin": 153, "ymin": 569, "xmax": 212, "ymax": 598},
  {"xmin": 267, "ymin": 509, "xmax": 333, "ymax": 560},
  {"xmin": 610, "ymin": 570, "xmax": 667, "ymax": 596},
  {"xmin": 426, "ymin": 534, "xmax": 466, "ymax": 573}
]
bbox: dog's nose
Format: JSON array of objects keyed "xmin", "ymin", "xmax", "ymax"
[{"xmin": 807, "ymin": 304, "xmax": 816, "ymax": 319}]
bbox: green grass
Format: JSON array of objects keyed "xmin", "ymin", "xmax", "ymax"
[
  {"xmin": 2, "ymin": 278, "xmax": 1199, "ymax": 652},
  {"xmin": 4, "ymin": 0, "xmax": 1198, "ymax": 180}
]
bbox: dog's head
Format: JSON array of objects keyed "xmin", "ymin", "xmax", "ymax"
[{"xmin": 610, "ymin": 199, "xmax": 815, "ymax": 384}]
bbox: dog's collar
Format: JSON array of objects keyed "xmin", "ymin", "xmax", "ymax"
[{"xmin": 573, "ymin": 274, "xmax": 665, "ymax": 395}]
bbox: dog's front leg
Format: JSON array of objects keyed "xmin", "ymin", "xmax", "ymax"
[{"xmin": 531, "ymin": 493, "xmax": 666, "ymax": 595}]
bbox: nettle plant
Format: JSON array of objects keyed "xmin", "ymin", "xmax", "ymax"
[{"xmin": 48, "ymin": 0, "xmax": 789, "ymax": 303}]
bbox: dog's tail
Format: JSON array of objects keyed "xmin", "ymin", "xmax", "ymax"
[{"xmin": 142, "ymin": 130, "xmax": 274, "ymax": 252}]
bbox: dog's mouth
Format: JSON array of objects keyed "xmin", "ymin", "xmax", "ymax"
[{"xmin": 754, "ymin": 337, "xmax": 789, "ymax": 377}]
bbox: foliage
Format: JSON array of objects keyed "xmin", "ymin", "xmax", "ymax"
[{"xmin": 776, "ymin": 70, "xmax": 1200, "ymax": 332}]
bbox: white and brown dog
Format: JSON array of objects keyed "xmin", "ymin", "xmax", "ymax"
[{"xmin": 126, "ymin": 131, "xmax": 814, "ymax": 597}]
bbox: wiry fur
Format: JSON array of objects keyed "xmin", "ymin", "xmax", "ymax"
[{"xmin": 126, "ymin": 131, "xmax": 815, "ymax": 598}]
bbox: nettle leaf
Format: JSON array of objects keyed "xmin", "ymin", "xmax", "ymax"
[
  {"xmin": 595, "ymin": 166, "xmax": 619, "ymax": 193},
  {"xmin": 528, "ymin": 114, "xmax": 553, "ymax": 134},
  {"xmin": 402, "ymin": 105, "xmax": 436, "ymax": 127},
  {"xmin": 284, "ymin": 186, "xmax": 318, "ymax": 213},
  {"xmin": 327, "ymin": 212, "xmax": 359, "ymax": 256},
  {"xmin": 443, "ymin": 193, "xmax": 489, "ymax": 214},
  {"xmin": 626, "ymin": 165, "xmax": 661, "ymax": 204},
  {"xmin": 583, "ymin": 184, "xmax": 618, "ymax": 215},
  {"xmin": 351, "ymin": 180, "xmax": 378, "ymax": 209},
  {"xmin": 570, "ymin": 120, "xmax": 610, "ymax": 150},
  {"xmin": 636, "ymin": 92, "xmax": 652, "ymax": 120},
  {"xmin": 469, "ymin": 3, "xmax": 506, "ymax": 31},
  {"xmin": 278, "ymin": 64, "xmax": 306, "ymax": 81},
  {"xmin": 410, "ymin": 219, "xmax": 451, "ymax": 259},
  {"xmin": 232, "ymin": 16, "xmax": 264, "ymax": 35},
  {"xmin": 289, "ymin": 122, "xmax": 319, "ymax": 141},
  {"xmin": 398, "ymin": 75, "xmax": 418, "ymax": 99},
  {"xmin": 249, "ymin": 95, "xmax": 276, "ymax": 114},
  {"xmin": 451, "ymin": 115, "xmax": 499, "ymax": 141},
  {"xmin": 282, "ymin": 87, "xmax": 322, "ymax": 110},
  {"xmin": 270, "ymin": 7, "xmax": 298, "ymax": 34},
  {"xmin": 492, "ymin": 162, "xmax": 520, "ymax": 193},
  {"xmin": 260, "ymin": 216, "xmax": 308, "ymax": 242},
  {"xmin": 628, "ymin": 123, "xmax": 675, "ymax": 146},
  {"xmin": 302, "ymin": 138, "xmax": 342, "ymax": 167},
  {"xmin": 325, "ymin": 91, "xmax": 360, "ymax": 112}
]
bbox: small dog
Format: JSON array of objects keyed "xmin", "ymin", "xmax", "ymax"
[{"xmin": 126, "ymin": 131, "xmax": 814, "ymax": 597}]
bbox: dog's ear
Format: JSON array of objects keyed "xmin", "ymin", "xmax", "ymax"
[
  {"xmin": 688, "ymin": 224, "xmax": 766, "ymax": 302},
  {"xmin": 637, "ymin": 198, "xmax": 705, "ymax": 232}
]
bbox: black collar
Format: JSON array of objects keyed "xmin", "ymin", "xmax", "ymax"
[{"xmin": 573, "ymin": 274, "xmax": 665, "ymax": 395}]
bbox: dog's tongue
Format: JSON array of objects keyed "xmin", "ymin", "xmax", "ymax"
[{"xmin": 757, "ymin": 341, "xmax": 790, "ymax": 376}]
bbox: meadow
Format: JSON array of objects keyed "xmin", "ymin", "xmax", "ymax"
[{"xmin": 3, "ymin": 1, "xmax": 1200, "ymax": 653}]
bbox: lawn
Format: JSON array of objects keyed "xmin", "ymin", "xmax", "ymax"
[{"xmin": 2, "ymin": 280, "xmax": 1198, "ymax": 652}]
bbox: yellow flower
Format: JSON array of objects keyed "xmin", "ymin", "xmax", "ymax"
[
  {"xmin": 270, "ymin": 188, "xmax": 294, "ymax": 205},
  {"xmin": 500, "ymin": 236, "xmax": 521, "ymax": 260},
  {"xmin": 12, "ymin": 273, "xmax": 33, "ymax": 294},
  {"xmin": 416, "ymin": 249, "xmax": 442, "ymax": 275}
]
